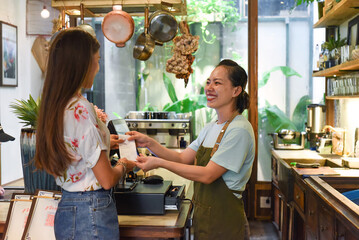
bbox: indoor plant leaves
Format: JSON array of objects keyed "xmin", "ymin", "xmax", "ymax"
[
  {"xmin": 163, "ymin": 73, "xmax": 178, "ymax": 103},
  {"xmin": 259, "ymin": 66, "xmax": 302, "ymax": 89},
  {"xmin": 9, "ymin": 94, "xmax": 40, "ymax": 128},
  {"xmin": 291, "ymin": 95, "xmax": 312, "ymax": 132},
  {"xmin": 265, "ymin": 105, "xmax": 298, "ymax": 132}
]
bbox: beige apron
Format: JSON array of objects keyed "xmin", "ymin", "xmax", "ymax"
[{"xmin": 193, "ymin": 113, "xmax": 247, "ymax": 240}]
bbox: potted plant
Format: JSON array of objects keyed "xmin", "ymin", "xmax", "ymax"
[
  {"xmin": 323, "ymin": 33, "xmax": 347, "ymax": 67},
  {"xmin": 10, "ymin": 95, "xmax": 60, "ymax": 194}
]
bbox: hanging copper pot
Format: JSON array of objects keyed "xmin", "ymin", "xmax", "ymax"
[
  {"xmin": 102, "ymin": 5, "xmax": 134, "ymax": 47},
  {"xmin": 133, "ymin": 7, "xmax": 155, "ymax": 61},
  {"xmin": 78, "ymin": 3, "xmax": 96, "ymax": 37}
]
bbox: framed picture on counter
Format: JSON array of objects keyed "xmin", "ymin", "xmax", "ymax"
[
  {"xmin": 22, "ymin": 190, "xmax": 61, "ymax": 240},
  {"xmin": 3, "ymin": 193, "xmax": 33, "ymax": 240},
  {"xmin": 0, "ymin": 21, "xmax": 17, "ymax": 87}
]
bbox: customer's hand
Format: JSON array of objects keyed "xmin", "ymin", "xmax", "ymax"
[
  {"xmin": 0, "ymin": 186, "xmax": 5, "ymax": 196},
  {"xmin": 126, "ymin": 131, "xmax": 153, "ymax": 148},
  {"xmin": 136, "ymin": 155, "xmax": 160, "ymax": 172},
  {"xmin": 118, "ymin": 158, "xmax": 136, "ymax": 173},
  {"xmin": 110, "ymin": 134, "xmax": 124, "ymax": 150}
]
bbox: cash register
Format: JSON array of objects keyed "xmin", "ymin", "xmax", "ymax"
[
  {"xmin": 108, "ymin": 119, "xmax": 186, "ymax": 215},
  {"xmin": 114, "ymin": 180, "xmax": 185, "ymax": 215}
]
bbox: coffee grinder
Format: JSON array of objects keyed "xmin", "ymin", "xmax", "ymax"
[{"xmin": 305, "ymin": 104, "xmax": 326, "ymax": 149}]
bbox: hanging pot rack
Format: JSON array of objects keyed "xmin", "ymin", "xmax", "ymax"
[{"xmin": 51, "ymin": 0, "xmax": 187, "ymax": 17}]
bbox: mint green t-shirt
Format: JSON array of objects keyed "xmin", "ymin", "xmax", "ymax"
[{"xmin": 189, "ymin": 115, "xmax": 255, "ymax": 197}]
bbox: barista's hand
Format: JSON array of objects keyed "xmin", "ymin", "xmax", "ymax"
[
  {"xmin": 136, "ymin": 155, "xmax": 160, "ymax": 172},
  {"xmin": 110, "ymin": 134, "xmax": 124, "ymax": 150},
  {"xmin": 126, "ymin": 131, "xmax": 153, "ymax": 148}
]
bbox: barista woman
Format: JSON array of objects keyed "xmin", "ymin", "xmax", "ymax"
[
  {"xmin": 34, "ymin": 28, "xmax": 135, "ymax": 239},
  {"xmin": 128, "ymin": 59, "xmax": 255, "ymax": 239}
]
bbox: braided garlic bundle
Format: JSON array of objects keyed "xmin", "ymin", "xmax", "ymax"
[{"xmin": 166, "ymin": 21, "xmax": 199, "ymax": 87}]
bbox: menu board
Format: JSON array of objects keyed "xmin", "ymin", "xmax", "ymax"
[
  {"xmin": 3, "ymin": 194, "xmax": 33, "ymax": 240},
  {"xmin": 21, "ymin": 190, "xmax": 62, "ymax": 240}
]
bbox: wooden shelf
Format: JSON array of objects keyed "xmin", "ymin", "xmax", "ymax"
[
  {"xmin": 326, "ymin": 95, "xmax": 359, "ymax": 100},
  {"xmin": 314, "ymin": 0, "xmax": 359, "ymax": 28},
  {"xmin": 312, "ymin": 58, "xmax": 359, "ymax": 77},
  {"xmin": 51, "ymin": 0, "xmax": 187, "ymax": 17}
]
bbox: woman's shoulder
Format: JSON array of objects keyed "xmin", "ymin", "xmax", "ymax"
[
  {"xmin": 64, "ymin": 97, "xmax": 96, "ymax": 125},
  {"xmin": 229, "ymin": 115, "xmax": 254, "ymax": 135}
]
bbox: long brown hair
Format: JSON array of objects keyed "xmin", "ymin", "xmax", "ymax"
[
  {"xmin": 35, "ymin": 28, "xmax": 100, "ymax": 176},
  {"xmin": 217, "ymin": 59, "xmax": 250, "ymax": 114}
]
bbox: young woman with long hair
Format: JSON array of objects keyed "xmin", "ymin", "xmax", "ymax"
[{"xmin": 35, "ymin": 28, "xmax": 135, "ymax": 239}]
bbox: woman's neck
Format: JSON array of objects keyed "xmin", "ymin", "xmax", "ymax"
[{"xmin": 216, "ymin": 108, "xmax": 239, "ymax": 124}]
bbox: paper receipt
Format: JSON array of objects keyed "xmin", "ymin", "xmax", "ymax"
[{"xmin": 118, "ymin": 134, "xmax": 137, "ymax": 161}]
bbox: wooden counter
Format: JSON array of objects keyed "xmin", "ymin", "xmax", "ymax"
[
  {"xmin": 271, "ymin": 149, "xmax": 359, "ymax": 240},
  {"xmin": 271, "ymin": 149, "xmax": 324, "ymax": 161},
  {"xmin": 0, "ymin": 198, "xmax": 192, "ymax": 240},
  {"xmin": 0, "ymin": 173, "xmax": 193, "ymax": 239},
  {"xmin": 118, "ymin": 180, "xmax": 193, "ymax": 239}
]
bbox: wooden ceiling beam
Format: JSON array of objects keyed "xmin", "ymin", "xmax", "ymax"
[{"xmin": 51, "ymin": 0, "xmax": 187, "ymax": 17}]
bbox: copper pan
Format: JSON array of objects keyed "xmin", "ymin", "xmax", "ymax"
[
  {"xmin": 102, "ymin": 5, "xmax": 134, "ymax": 47},
  {"xmin": 133, "ymin": 7, "xmax": 155, "ymax": 61}
]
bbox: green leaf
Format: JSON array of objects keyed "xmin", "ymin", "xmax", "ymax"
[
  {"xmin": 259, "ymin": 66, "xmax": 302, "ymax": 88},
  {"xmin": 163, "ymin": 101, "xmax": 182, "ymax": 112},
  {"xmin": 163, "ymin": 73, "xmax": 178, "ymax": 103},
  {"xmin": 9, "ymin": 94, "xmax": 40, "ymax": 128},
  {"xmin": 265, "ymin": 105, "xmax": 298, "ymax": 132},
  {"xmin": 112, "ymin": 112, "xmax": 122, "ymax": 119},
  {"xmin": 163, "ymin": 95, "xmax": 207, "ymax": 113},
  {"xmin": 291, "ymin": 95, "xmax": 312, "ymax": 132}
]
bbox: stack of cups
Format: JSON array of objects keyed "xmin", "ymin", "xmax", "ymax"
[{"xmin": 327, "ymin": 73, "xmax": 359, "ymax": 96}]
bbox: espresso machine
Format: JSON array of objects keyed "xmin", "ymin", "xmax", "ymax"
[
  {"xmin": 305, "ymin": 104, "xmax": 326, "ymax": 148},
  {"xmin": 125, "ymin": 111, "xmax": 193, "ymax": 151}
]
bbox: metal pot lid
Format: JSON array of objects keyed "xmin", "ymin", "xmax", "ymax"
[{"xmin": 148, "ymin": 11, "xmax": 178, "ymax": 43}]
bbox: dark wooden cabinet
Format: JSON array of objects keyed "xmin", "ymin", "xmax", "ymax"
[
  {"xmin": 271, "ymin": 151, "xmax": 359, "ymax": 240},
  {"xmin": 271, "ymin": 156, "xmax": 291, "ymax": 240},
  {"xmin": 293, "ymin": 182, "xmax": 305, "ymax": 213},
  {"xmin": 305, "ymin": 189, "xmax": 318, "ymax": 240},
  {"xmin": 272, "ymin": 183, "xmax": 291, "ymax": 240},
  {"xmin": 337, "ymin": 221, "xmax": 358, "ymax": 240},
  {"xmin": 305, "ymin": 226, "xmax": 318, "ymax": 240},
  {"xmin": 318, "ymin": 204, "xmax": 335, "ymax": 240}
]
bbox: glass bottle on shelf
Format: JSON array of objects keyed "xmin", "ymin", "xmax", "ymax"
[
  {"xmin": 313, "ymin": 44, "xmax": 319, "ymax": 71},
  {"xmin": 323, "ymin": 48, "xmax": 330, "ymax": 69},
  {"xmin": 318, "ymin": 43, "xmax": 325, "ymax": 70}
]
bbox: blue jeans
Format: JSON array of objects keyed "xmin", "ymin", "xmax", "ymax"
[{"xmin": 54, "ymin": 188, "xmax": 119, "ymax": 240}]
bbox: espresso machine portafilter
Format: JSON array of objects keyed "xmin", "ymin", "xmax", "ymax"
[{"xmin": 305, "ymin": 104, "xmax": 326, "ymax": 148}]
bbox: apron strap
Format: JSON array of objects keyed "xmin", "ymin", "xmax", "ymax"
[
  {"xmin": 210, "ymin": 111, "xmax": 239, "ymax": 157},
  {"xmin": 231, "ymin": 189, "xmax": 243, "ymax": 194}
]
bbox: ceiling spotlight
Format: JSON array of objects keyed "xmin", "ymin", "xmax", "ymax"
[{"xmin": 41, "ymin": 5, "xmax": 50, "ymax": 18}]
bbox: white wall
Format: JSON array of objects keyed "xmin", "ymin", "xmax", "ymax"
[
  {"xmin": 0, "ymin": 0, "xmax": 43, "ymax": 184},
  {"xmin": 104, "ymin": 38, "xmax": 136, "ymax": 119}
]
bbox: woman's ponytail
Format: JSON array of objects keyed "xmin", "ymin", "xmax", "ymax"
[{"xmin": 237, "ymin": 91, "xmax": 250, "ymax": 113}]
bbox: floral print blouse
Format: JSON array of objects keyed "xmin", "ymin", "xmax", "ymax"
[{"xmin": 56, "ymin": 96, "xmax": 110, "ymax": 191}]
